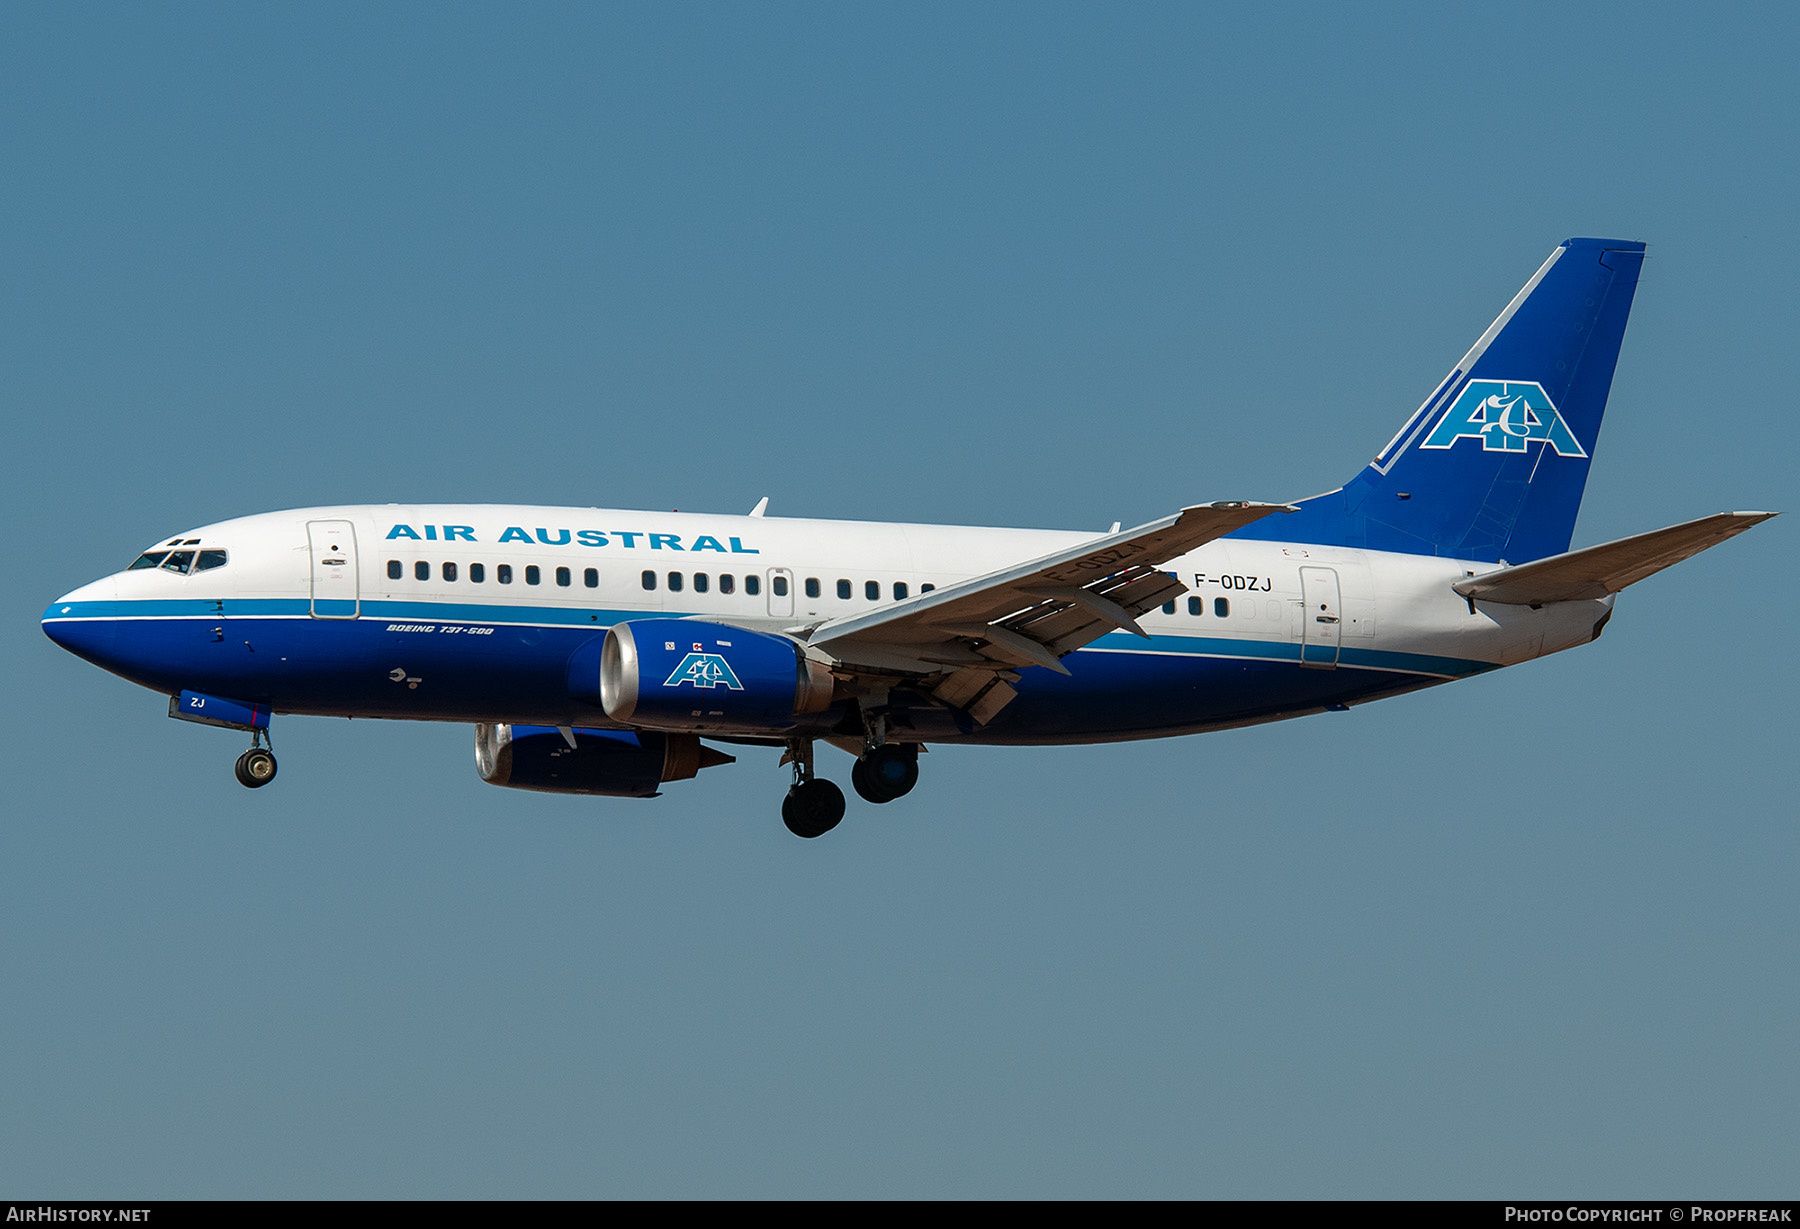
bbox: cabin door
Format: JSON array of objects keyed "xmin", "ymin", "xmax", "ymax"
[
  {"xmin": 307, "ymin": 520, "xmax": 360, "ymax": 619},
  {"xmin": 1298, "ymin": 566, "xmax": 1341, "ymax": 668}
]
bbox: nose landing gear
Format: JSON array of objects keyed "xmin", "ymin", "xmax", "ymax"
[
  {"xmin": 234, "ymin": 748, "xmax": 277, "ymax": 788},
  {"xmin": 167, "ymin": 691, "xmax": 278, "ymax": 789},
  {"xmin": 233, "ymin": 729, "xmax": 277, "ymax": 789}
]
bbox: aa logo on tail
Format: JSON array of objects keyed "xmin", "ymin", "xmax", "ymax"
[
  {"xmin": 663, "ymin": 651, "xmax": 744, "ymax": 690},
  {"xmin": 1419, "ymin": 380, "xmax": 1587, "ymax": 457}
]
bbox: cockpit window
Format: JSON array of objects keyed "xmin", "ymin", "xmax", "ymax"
[{"xmin": 131, "ymin": 547, "xmax": 225, "ymax": 572}]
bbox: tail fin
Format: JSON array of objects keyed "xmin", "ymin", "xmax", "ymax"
[{"xmin": 1231, "ymin": 237, "xmax": 1646, "ymax": 563}]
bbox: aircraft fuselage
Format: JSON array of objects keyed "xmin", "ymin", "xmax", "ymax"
[{"xmin": 43, "ymin": 503, "xmax": 1607, "ymax": 744}]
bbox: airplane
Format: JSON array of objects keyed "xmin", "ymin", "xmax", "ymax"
[{"xmin": 41, "ymin": 237, "xmax": 1775, "ymax": 838}]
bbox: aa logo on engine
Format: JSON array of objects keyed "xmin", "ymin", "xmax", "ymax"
[
  {"xmin": 663, "ymin": 650, "xmax": 744, "ymax": 690},
  {"xmin": 1419, "ymin": 380, "xmax": 1587, "ymax": 457}
]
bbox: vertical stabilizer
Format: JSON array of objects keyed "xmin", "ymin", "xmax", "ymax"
[{"xmin": 1231, "ymin": 238, "xmax": 1646, "ymax": 563}]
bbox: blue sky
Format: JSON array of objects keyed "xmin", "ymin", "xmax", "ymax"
[{"xmin": 2, "ymin": 3, "xmax": 1794, "ymax": 1197}]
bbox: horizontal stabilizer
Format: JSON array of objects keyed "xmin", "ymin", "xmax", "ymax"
[{"xmin": 1453, "ymin": 511, "xmax": 1776, "ymax": 605}]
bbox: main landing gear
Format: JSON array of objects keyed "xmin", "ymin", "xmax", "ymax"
[
  {"xmin": 781, "ymin": 738, "xmax": 845, "ymax": 839},
  {"xmin": 851, "ymin": 743, "xmax": 918, "ymax": 804},
  {"xmin": 780, "ymin": 717, "xmax": 922, "ymax": 838},
  {"xmin": 233, "ymin": 729, "xmax": 277, "ymax": 789},
  {"xmin": 850, "ymin": 710, "xmax": 918, "ymax": 806}
]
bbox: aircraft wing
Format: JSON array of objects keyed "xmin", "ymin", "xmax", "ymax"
[
  {"xmin": 1452, "ymin": 511, "xmax": 1776, "ymax": 606},
  {"xmin": 807, "ymin": 501, "xmax": 1292, "ymax": 722}
]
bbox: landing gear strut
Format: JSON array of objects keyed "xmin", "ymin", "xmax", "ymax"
[
  {"xmin": 781, "ymin": 738, "xmax": 844, "ymax": 839},
  {"xmin": 233, "ymin": 728, "xmax": 277, "ymax": 789}
]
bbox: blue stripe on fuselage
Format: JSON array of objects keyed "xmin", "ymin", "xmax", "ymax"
[{"xmin": 43, "ymin": 596, "xmax": 1492, "ymax": 738}]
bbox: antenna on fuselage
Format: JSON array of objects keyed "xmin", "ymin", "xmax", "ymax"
[{"xmin": 749, "ymin": 497, "xmax": 770, "ymax": 517}]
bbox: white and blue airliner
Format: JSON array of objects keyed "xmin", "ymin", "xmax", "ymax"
[{"xmin": 42, "ymin": 238, "xmax": 1774, "ymax": 836}]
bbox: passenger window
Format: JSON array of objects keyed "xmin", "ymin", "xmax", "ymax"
[
  {"xmin": 804, "ymin": 578, "xmax": 820, "ymax": 599},
  {"xmin": 526, "ymin": 565, "xmax": 541, "ymax": 585},
  {"xmin": 719, "ymin": 574, "xmax": 735, "ymax": 595},
  {"xmin": 195, "ymin": 550, "xmax": 227, "ymax": 572},
  {"xmin": 668, "ymin": 572, "xmax": 684, "ymax": 592},
  {"xmin": 415, "ymin": 561, "xmax": 429, "ymax": 581},
  {"xmin": 894, "ymin": 582, "xmax": 908, "ymax": 600},
  {"xmin": 641, "ymin": 570, "xmax": 657, "ymax": 591},
  {"xmin": 498, "ymin": 564, "xmax": 513, "ymax": 584},
  {"xmin": 1214, "ymin": 597, "xmax": 1230, "ymax": 618},
  {"xmin": 555, "ymin": 566, "xmax": 571, "ymax": 587},
  {"xmin": 443, "ymin": 562, "xmax": 458, "ymax": 582},
  {"xmin": 921, "ymin": 583, "xmax": 935, "ymax": 593},
  {"xmin": 1162, "ymin": 600, "xmax": 1176, "ymax": 615},
  {"xmin": 388, "ymin": 559, "xmax": 402, "ymax": 580},
  {"xmin": 161, "ymin": 551, "xmax": 195, "ymax": 574},
  {"xmin": 865, "ymin": 580, "xmax": 879, "ymax": 601},
  {"xmin": 128, "ymin": 552, "xmax": 169, "ymax": 570},
  {"xmin": 748, "ymin": 575, "xmax": 763, "ymax": 596},
  {"xmin": 470, "ymin": 563, "xmax": 485, "ymax": 583},
  {"xmin": 836, "ymin": 579, "xmax": 851, "ymax": 600},
  {"xmin": 584, "ymin": 568, "xmax": 598, "ymax": 589},
  {"xmin": 1188, "ymin": 596, "xmax": 1202, "ymax": 616},
  {"xmin": 694, "ymin": 573, "xmax": 709, "ymax": 593},
  {"xmin": 768, "ymin": 576, "xmax": 784, "ymax": 597}
]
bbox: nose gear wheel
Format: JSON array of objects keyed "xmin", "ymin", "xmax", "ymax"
[{"xmin": 234, "ymin": 747, "xmax": 277, "ymax": 788}]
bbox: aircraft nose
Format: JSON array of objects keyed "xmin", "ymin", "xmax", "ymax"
[
  {"xmin": 42, "ymin": 578, "xmax": 119, "ymax": 660},
  {"xmin": 42, "ymin": 611, "xmax": 110, "ymax": 655}
]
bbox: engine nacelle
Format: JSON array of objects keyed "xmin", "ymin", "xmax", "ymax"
[
  {"xmin": 474, "ymin": 723, "xmax": 732, "ymax": 797},
  {"xmin": 598, "ymin": 619, "xmax": 836, "ymax": 734}
]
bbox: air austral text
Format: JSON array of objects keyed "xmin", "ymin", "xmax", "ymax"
[{"xmin": 384, "ymin": 524, "xmax": 759, "ymax": 553}]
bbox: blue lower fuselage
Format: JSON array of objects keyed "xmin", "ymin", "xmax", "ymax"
[{"xmin": 43, "ymin": 596, "xmax": 1485, "ymax": 746}]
